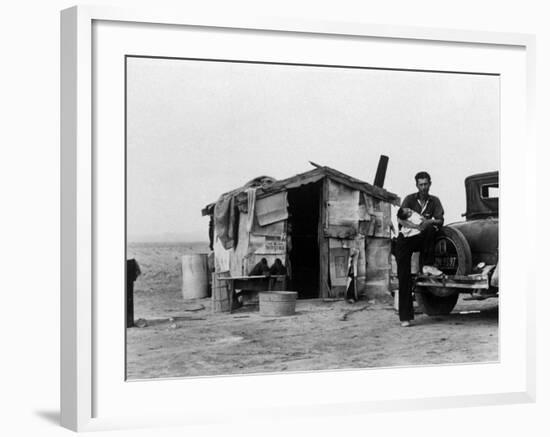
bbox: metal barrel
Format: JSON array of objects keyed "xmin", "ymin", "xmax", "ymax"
[{"xmin": 181, "ymin": 254, "xmax": 208, "ymax": 299}]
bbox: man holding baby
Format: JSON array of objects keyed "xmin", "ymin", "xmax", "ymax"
[{"xmin": 395, "ymin": 171, "xmax": 444, "ymax": 327}]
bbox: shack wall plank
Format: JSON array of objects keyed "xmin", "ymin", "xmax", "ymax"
[
  {"xmin": 327, "ymin": 179, "xmax": 360, "ymax": 227},
  {"xmin": 318, "ymin": 178, "xmax": 330, "ymax": 298},
  {"xmin": 325, "ymin": 226, "xmax": 358, "ymax": 239},
  {"xmin": 365, "ymin": 237, "xmax": 392, "ymax": 298},
  {"xmin": 373, "ymin": 200, "xmax": 392, "ymax": 238}
]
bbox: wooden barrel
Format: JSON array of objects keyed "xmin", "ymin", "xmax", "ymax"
[
  {"xmin": 181, "ymin": 254, "xmax": 208, "ymax": 300},
  {"xmin": 259, "ymin": 291, "xmax": 297, "ymax": 317},
  {"xmin": 211, "ymin": 272, "xmax": 230, "ymax": 313}
]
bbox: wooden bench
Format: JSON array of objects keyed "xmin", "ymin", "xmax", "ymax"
[{"xmin": 218, "ymin": 275, "xmax": 287, "ymax": 313}]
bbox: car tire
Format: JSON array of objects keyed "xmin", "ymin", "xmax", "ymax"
[
  {"xmin": 415, "ymin": 226, "xmax": 470, "ymax": 315},
  {"xmin": 428, "ymin": 226, "xmax": 473, "ymax": 298},
  {"xmin": 415, "ymin": 290, "xmax": 459, "ymax": 315},
  {"xmin": 436, "ymin": 226, "xmax": 472, "ymax": 275}
]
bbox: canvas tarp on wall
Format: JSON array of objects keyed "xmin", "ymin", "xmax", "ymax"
[{"xmin": 255, "ymin": 192, "xmax": 288, "ymax": 226}]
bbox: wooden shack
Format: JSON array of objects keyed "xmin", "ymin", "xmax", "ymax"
[{"xmin": 202, "ymin": 166, "xmax": 400, "ymax": 300}]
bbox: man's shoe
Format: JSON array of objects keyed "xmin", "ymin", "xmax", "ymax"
[
  {"xmin": 422, "ymin": 265, "xmax": 443, "ymax": 276},
  {"xmin": 401, "ymin": 321, "xmax": 411, "ymax": 327}
]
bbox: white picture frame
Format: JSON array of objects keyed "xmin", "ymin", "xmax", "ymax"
[{"xmin": 60, "ymin": 5, "xmax": 536, "ymax": 432}]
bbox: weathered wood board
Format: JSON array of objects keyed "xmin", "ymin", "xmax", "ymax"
[
  {"xmin": 365, "ymin": 237, "xmax": 392, "ymax": 297},
  {"xmin": 326, "ymin": 179, "xmax": 359, "ymax": 237},
  {"xmin": 329, "ymin": 246, "xmax": 349, "ymax": 287}
]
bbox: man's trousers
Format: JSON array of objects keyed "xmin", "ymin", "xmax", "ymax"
[{"xmin": 395, "ymin": 226, "xmax": 437, "ymax": 321}]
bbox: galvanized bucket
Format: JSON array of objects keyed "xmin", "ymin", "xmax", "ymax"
[{"xmin": 259, "ymin": 291, "xmax": 297, "ymax": 316}]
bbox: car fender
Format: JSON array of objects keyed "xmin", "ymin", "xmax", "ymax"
[{"xmin": 490, "ymin": 262, "xmax": 499, "ymax": 288}]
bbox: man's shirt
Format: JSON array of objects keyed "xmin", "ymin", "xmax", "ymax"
[{"xmin": 400, "ymin": 193, "xmax": 444, "ymax": 224}]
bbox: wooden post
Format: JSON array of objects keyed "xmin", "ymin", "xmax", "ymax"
[
  {"xmin": 126, "ymin": 259, "xmax": 140, "ymax": 328},
  {"xmin": 318, "ymin": 178, "xmax": 330, "ymax": 298},
  {"xmin": 229, "ymin": 280, "xmax": 234, "ymax": 314},
  {"xmin": 126, "ymin": 280, "xmax": 134, "ymax": 328},
  {"xmin": 211, "ymin": 272, "xmax": 231, "ymax": 313}
]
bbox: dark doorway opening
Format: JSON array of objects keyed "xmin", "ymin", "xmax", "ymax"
[{"xmin": 287, "ymin": 182, "xmax": 321, "ymax": 299}]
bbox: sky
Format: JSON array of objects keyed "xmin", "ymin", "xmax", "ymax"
[{"xmin": 126, "ymin": 57, "xmax": 499, "ymax": 243}]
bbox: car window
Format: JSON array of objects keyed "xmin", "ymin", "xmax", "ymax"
[{"xmin": 481, "ymin": 183, "xmax": 499, "ymax": 199}]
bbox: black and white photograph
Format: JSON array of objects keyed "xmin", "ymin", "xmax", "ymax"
[
  {"xmin": 3, "ymin": 0, "xmax": 547, "ymax": 435},
  {"xmin": 125, "ymin": 56, "xmax": 499, "ymax": 380}
]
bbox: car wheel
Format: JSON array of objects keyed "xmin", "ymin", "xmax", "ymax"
[
  {"xmin": 430, "ymin": 227, "xmax": 473, "ymax": 297},
  {"xmin": 434, "ymin": 226, "xmax": 472, "ymax": 275},
  {"xmin": 415, "ymin": 289, "xmax": 459, "ymax": 315}
]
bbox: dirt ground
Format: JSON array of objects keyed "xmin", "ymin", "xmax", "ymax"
[{"xmin": 126, "ymin": 290, "xmax": 498, "ymax": 380}]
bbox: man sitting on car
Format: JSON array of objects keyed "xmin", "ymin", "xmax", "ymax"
[{"xmin": 395, "ymin": 171, "xmax": 444, "ymax": 327}]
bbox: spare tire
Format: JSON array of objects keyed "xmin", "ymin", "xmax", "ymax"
[
  {"xmin": 425, "ymin": 226, "xmax": 473, "ymax": 298},
  {"xmin": 415, "ymin": 226, "xmax": 472, "ymax": 315},
  {"xmin": 434, "ymin": 226, "xmax": 472, "ymax": 276}
]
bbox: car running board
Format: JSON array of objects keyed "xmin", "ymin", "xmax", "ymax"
[{"xmin": 463, "ymin": 293, "xmax": 498, "ymax": 301}]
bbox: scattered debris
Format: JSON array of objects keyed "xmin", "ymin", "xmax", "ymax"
[
  {"xmin": 135, "ymin": 318, "xmax": 148, "ymax": 328},
  {"xmin": 183, "ymin": 303, "xmax": 205, "ymax": 312},
  {"xmin": 169, "ymin": 323, "xmax": 178, "ymax": 329},
  {"xmin": 171, "ymin": 316, "xmax": 205, "ymax": 322},
  {"xmin": 340, "ymin": 305, "xmax": 369, "ymax": 321}
]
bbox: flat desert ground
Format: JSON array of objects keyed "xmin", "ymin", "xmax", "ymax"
[{"xmin": 126, "ymin": 242, "xmax": 498, "ymax": 380}]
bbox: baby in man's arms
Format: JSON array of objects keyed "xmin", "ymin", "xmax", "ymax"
[
  {"xmin": 396, "ymin": 207, "xmax": 443, "ymax": 276},
  {"xmin": 396, "ymin": 207, "xmax": 425, "ymax": 238}
]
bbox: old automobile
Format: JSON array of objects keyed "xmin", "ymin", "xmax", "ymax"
[{"xmin": 414, "ymin": 171, "xmax": 499, "ymax": 315}]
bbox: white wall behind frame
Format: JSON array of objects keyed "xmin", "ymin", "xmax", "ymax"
[{"xmin": 0, "ymin": 1, "xmax": 547, "ymax": 437}]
